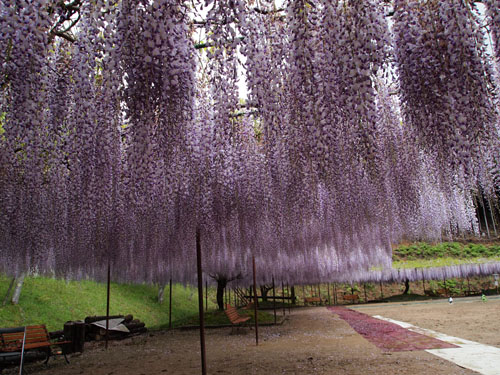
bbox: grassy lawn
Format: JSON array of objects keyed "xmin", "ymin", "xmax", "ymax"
[
  {"xmin": 393, "ymin": 256, "xmax": 500, "ymax": 269},
  {"xmin": 0, "ymin": 274, "xmax": 218, "ymax": 331},
  {"xmin": 171, "ymin": 308, "xmax": 276, "ymax": 328},
  {"xmin": 393, "ymin": 241, "xmax": 500, "ymax": 261}
]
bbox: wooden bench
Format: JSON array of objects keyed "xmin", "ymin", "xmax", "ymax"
[
  {"xmin": 343, "ymin": 294, "xmax": 359, "ymax": 303},
  {"xmin": 304, "ymin": 297, "xmax": 322, "ymax": 305},
  {"xmin": 224, "ymin": 305, "xmax": 251, "ymax": 333},
  {"xmin": 0, "ymin": 325, "xmax": 71, "ymax": 367},
  {"xmin": 0, "ymin": 327, "xmax": 26, "ymax": 373}
]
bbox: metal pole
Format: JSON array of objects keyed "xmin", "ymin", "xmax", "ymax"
[
  {"xmin": 105, "ymin": 259, "xmax": 111, "ymax": 350},
  {"xmin": 19, "ymin": 326, "xmax": 26, "ymax": 375},
  {"xmin": 169, "ymin": 278, "xmax": 173, "ymax": 329},
  {"xmin": 252, "ymin": 256, "xmax": 259, "ymax": 346},
  {"xmin": 196, "ymin": 229, "xmax": 207, "ymax": 375},
  {"xmin": 272, "ymin": 276, "xmax": 277, "ymax": 324}
]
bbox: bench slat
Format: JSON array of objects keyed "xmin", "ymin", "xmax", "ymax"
[{"xmin": 224, "ymin": 305, "xmax": 250, "ymax": 326}]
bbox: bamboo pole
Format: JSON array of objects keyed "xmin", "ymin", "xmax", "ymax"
[
  {"xmin": 105, "ymin": 259, "xmax": 111, "ymax": 350},
  {"xmin": 196, "ymin": 229, "xmax": 207, "ymax": 375},
  {"xmin": 252, "ymin": 256, "xmax": 259, "ymax": 346}
]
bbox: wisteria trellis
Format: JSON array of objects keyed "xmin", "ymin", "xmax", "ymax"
[{"xmin": 0, "ymin": 0, "xmax": 499, "ymax": 286}]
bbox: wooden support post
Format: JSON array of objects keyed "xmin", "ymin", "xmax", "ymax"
[
  {"xmin": 282, "ymin": 281, "xmax": 286, "ymax": 316},
  {"xmin": 363, "ymin": 283, "xmax": 367, "ymax": 303},
  {"xmin": 105, "ymin": 259, "xmax": 111, "ymax": 350},
  {"xmin": 422, "ymin": 278, "xmax": 425, "ymax": 294},
  {"xmin": 302, "ymin": 285, "xmax": 306, "ymax": 305},
  {"xmin": 205, "ymin": 280, "xmax": 208, "ymax": 312},
  {"xmin": 317, "ymin": 283, "xmax": 321, "ymax": 305},
  {"xmin": 169, "ymin": 278, "xmax": 173, "ymax": 329},
  {"xmin": 287, "ymin": 283, "xmax": 291, "ymax": 314},
  {"xmin": 272, "ymin": 277, "xmax": 277, "ymax": 324},
  {"xmin": 252, "ymin": 256, "xmax": 259, "ymax": 346},
  {"xmin": 333, "ymin": 283, "xmax": 337, "ymax": 305},
  {"xmin": 380, "ymin": 281, "xmax": 384, "ymax": 299},
  {"xmin": 327, "ymin": 283, "xmax": 331, "ymax": 306},
  {"xmin": 443, "ymin": 278, "xmax": 448, "ymax": 296},
  {"xmin": 196, "ymin": 229, "xmax": 207, "ymax": 375},
  {"xmin": 467, "ymin": 277, "xmax": 471, "ymax": 295}
]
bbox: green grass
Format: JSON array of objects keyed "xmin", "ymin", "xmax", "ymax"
[
  {"xmin": 171, "ymin": 308, "xmax": 275, "ymax": 328},
  {"xmin": 393, "ymin": 241, "xmax": 500, "ymax": 261},
  {"xmin": 0, "ymin": 274, "xmax": 218, "ymax": 332},
  {"xmin": 393, "ymin": 256, "xmax": 500, "ymax": 269}
]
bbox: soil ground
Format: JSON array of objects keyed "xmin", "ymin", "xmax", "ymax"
[{"xmin": 8, "ymin": 296, "xmax": 499, "ymax": 375}]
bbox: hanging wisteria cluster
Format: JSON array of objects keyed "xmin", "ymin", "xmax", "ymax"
[{"xmin": 0, "ymin": 0, "xmax": 499, "ymax": 286}]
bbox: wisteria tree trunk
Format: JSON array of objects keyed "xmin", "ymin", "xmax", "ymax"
[
  {"xmin": 2, "ymin": 277, "xmax": 15, "ymax": 306},
  {"xmin": 11, "ymin": 274, "xmax": 25, "ymax": 305},
  {"xmin": 215, "ymin": 278, "xmax": 228, "ymax": 311},
  {"xmin": 260, "ymin": 285, "xmax": 273, "ymax": 301},
  {"xmin": 403, "ymin": 279, "xmax": 410, "ymax": 295},
  {"xmin": 158, "ymin": 285, "xmax": 165, "ymax": 304}
]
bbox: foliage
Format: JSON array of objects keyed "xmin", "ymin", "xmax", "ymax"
[{"xmin": 0, "ymin": 0, "xmax": 499, "ymax": 287}]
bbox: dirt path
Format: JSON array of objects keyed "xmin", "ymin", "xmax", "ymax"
[{"xmin": 10, "ymin": 304, "xmax": 483, "ymax": 375}]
